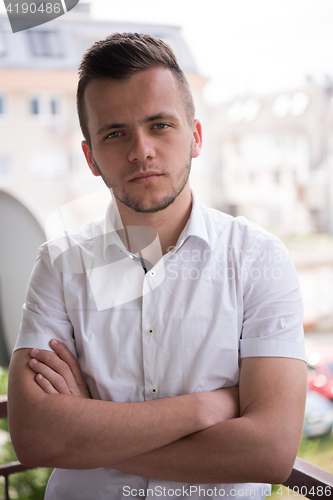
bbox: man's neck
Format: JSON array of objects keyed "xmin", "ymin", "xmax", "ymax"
[{"xmin": 114, "ymin": 186, "xmax": 192, "ymax": 256}]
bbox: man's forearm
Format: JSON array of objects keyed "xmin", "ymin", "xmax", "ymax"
[
  {"xmin": 10, "ymin": 387, "xmax": 211, "ymax": 469},
  {"xmin": 8, "ymin": 349, "xmax": 238, "ymax": 469},
  {"xmin": 111, "ymin": 416, "xmax": 285, "ymax": 485},
  {"xmin": 112, "ymin": 358, "xmax": 307, "ymax": 486},
  {"xmin": 9, "ymin": 350, "xmax": 306, "ymax": 485}
]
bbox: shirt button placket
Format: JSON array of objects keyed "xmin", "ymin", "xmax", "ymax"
[{"xmin": 142, "ymin": 272, "xmax": 157, "ymax": 401}]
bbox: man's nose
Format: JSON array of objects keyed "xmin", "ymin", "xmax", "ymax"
[{"xmin": 127, "ymin": 131, "xmax": 156, "ymax": 163}]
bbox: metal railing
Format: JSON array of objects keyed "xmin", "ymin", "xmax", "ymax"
[
  {"xmin": 0, "ymin": 395, "xmax": 33, "ymax": 500},
  {"xmin": 1, "ymin": 395, "xmax": 333, "ymax": 499},
  {"xmin": 283, "ymin": 457, "xmax": 333, "ymax": 499}
]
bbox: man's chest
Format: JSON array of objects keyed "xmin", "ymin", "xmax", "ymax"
[{"xmin": 64, "ymin": 266, "xmax": 244, "ymax": 403}]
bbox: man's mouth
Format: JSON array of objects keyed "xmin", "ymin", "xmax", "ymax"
[{"xmin": 129, "ymin": 172, "xmax": 163, "ymax": 184}]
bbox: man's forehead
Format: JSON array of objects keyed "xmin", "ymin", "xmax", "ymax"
[
  {"xmin": 85, "ymin": 67, "xmax": 180, "ymax": 99},
  {"xmin": 84, "ymin": 67, "xmax": 187, "ymax": 126}
]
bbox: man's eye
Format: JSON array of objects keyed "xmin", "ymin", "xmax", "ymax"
[
  {"xmin": 153, "ymin": 123, "xmax": 169, "ymax": 130},
  {"xmin": 107, "ymin": 131, "xmax": 123, "ymax": 139}
]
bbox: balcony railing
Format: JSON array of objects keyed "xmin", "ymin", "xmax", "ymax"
[
  {"xmin": 283, "ymin": 457, "xmax": 333, "ymax": 499},
  {"xmin": 0, "ymin": 395, "xmax": 32, "ymax": 500},
  {"xmin": 1, "ymin": 395, "xmax": 333, "ymax": 499}
]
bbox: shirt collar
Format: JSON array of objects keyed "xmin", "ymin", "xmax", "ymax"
[
  {"xmin": 102, "ymin": 193, "xmax": 128, "ymax": 260},
  {"xmin": 169, "ymin": 190, "xmax": 211, "ymax": 254},
  {"xmin": 102, "ymin": 193, "xmax": 162, "ymax": 265},
  {"xmin": 102, "ymin": 189, "xmax": 211, "ymax": 259}
]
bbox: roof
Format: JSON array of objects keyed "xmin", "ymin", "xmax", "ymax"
[{"xmin": 0, "ymin": 5, "xmax": 198, "ymax": 74}]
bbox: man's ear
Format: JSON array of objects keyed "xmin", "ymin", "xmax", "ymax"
[
  {"xmin": 191, "ymin": 119, "xmax": 203, "ymax": 159},
  {"xmin": 81, "ymin": 141, "xmax": 100, "ymax": 177}
]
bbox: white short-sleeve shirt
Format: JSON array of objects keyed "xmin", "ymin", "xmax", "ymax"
[{"xmin": 15, "ymin": 191, "xmax": 306, "ymax": 500}]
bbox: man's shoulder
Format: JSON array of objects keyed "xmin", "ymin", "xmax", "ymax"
[
  {"xmin": 199, "ymin": 202, "xmax": 280, "ymax": 248},
  {"xmin": 38, "ymin": 216, "xmax": 106, "ymax": 271},
  {"xmin": 44, "ymin": 216, "xmax": 105, "ymax": 247}
]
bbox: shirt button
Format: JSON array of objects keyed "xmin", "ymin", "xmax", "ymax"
[
  {"xmin": 150, "ymin": 387, "xmax": 158, "ymax": 395},
  {"xmin": 149, "ymin": 270, "xmax": 156, "ymax": 277},
  {"xmin": 147, "ymin": 327, "xmax": 155, "ymax": 335}
]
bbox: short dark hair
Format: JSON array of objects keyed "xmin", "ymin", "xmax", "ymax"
[{"xmin": 77, "ymin": 32, "xmax": 195, "ymax": 148}]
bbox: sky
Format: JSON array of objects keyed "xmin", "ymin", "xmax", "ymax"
[
  {"xmin": 89, "ymin": 0, "xmax": 333, "ymax": 103},
  {"xmin": 2, "ymin": 0, "xmax": 333, "ymax": 103}
]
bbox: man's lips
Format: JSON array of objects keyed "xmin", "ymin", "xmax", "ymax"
[{"xmin": 129, "ymin": 173, "xmax": 163, "ymax": 184}]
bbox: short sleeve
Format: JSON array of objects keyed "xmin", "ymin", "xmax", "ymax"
[
  {"xmin": 14, "ymin": 244, "xmax": 76, "ymax": 356},
  {"xmin": 239, "ymin": 233, "xmax": 306, "ymax": 361}
]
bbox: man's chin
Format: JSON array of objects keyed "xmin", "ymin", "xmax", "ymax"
[{"xmin": 117, "ymin": 193, "xmax": 177, "ymax": 214}]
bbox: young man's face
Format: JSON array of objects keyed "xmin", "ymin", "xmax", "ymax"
[{"xmin": 82, "ymin": 67, "xmax": 202, "ymax": 214}]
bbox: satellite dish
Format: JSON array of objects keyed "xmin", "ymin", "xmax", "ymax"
[{"xmin": 0, "ymin": 190, "xmax": 45, "ymax": 366}]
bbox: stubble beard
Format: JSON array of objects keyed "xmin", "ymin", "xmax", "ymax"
[{"xmin": 92, "ymin": 147, "xmax": 193, "ymax": 214}]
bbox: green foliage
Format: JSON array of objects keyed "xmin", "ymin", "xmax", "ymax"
[
  {"xmin": 0, "ymin": 367, "xmax": 53, "ymax": 500},
  {"xmin": 270, "ymin": 433, "xmax": 333, "ymax": 499},
  {"xmin": 0, "ymin": 366, "xmax": 8, "ymax": 393},
  {"xmin": 298, "ymin": 433, "xmax": 333, "ymax": 473},
  {"xmin": 0, "ymin": 366, "xmax": 8, "ymax": 434}
]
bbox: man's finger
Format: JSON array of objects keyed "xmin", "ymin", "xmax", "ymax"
[
  {"xmin": 29, "ymin": 353, "xmax": 77, "ymax": 396},
  {"xmin": 49, "ymin": 339, "xmax": 86, "ymax": 386},
  {"xmin": 29, "ymin": 358, "xmax": 72, "ymax": 395},
  {"xmin": 29, "ymin": 346, "xmax": 90, "ymax": 398},
  {"xmin": 35, "ymin": 373, "xmax": 59, "ymax": 395}
]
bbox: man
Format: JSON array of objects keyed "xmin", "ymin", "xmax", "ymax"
[{"xmin": 8, "ymin": 33, "xmax": 307, "ymax": 500}]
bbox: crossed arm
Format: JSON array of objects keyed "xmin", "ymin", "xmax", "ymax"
[{"xmin": 8, "ymin": 341, "xmax": 307, "ymax": 484}]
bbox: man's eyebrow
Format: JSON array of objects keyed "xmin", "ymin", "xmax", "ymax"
[
  {"xmin": 96, "ymin": 113, "xmax": 179, "ymax": 137},
  {"xmin": 96, "ymin": 123, "xmax": 126, "ymax": 136},
  {"xmin": 144, "ymin": 113, "xmax": 179, "ymax": 123}
]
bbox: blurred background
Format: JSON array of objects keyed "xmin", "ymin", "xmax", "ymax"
[{"xmin": 0, "ymin": 0, "xmax": 333, "ymax": 497}]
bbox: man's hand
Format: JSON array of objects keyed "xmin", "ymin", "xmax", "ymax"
[{"xmin": 29, "ymin": 339, "xmax": 91, "ymax": 399}]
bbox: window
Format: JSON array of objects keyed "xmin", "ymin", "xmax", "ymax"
[
  {"xmin": 0, "ymin": 96, "xmax": 5, "ymax": 115},
  {"xmin": 249, "ymin": 172, "xmax": 256, "ymax": 183},
  {"xmin": 0, "ymin": 156, "xmax": 10, "ymax": 176},
  {"xmin": 297, "ymin": 185, "xmax": 305, "ymax": 202},
  {"xmin": 28, "ymin": 94, "xmax": 62, "ymax": 120},
  {"xmin": 50, "ymin": 98, "xmax": 58, "ymax": 115},
  {"xmin": 274, "ymin": 170, "xmax": 281, "ymax": 184},
  {"xmin": 28, "ymin": 31, "xmax": 62, "ymax": 57},
  {"xmin": 30, "ymin": 98, "xmax": 39, "ymax": 115},
  {"xmin": 0, "ymin": 32, "xmax": 6, "ymax": 56}
]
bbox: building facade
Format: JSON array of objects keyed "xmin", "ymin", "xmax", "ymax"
[{"xmin": 208, "ymin": 80, "xmax": 333, "ymax": 237}]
